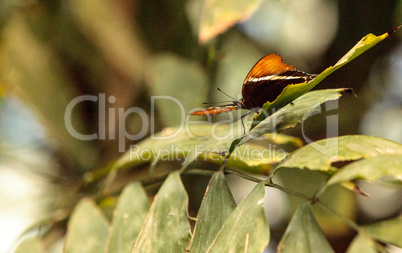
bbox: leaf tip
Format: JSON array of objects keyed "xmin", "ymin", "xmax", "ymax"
[
  {"xmin": 353, "ymin": 185, "xmax": 370, "ymax": 197},
  {"xmin": 341, "ymin": 88, "xmax": 357, "ymax": 97},
  {"xmin": 387, "ymin": 25, "xmax": 401, "ymax": 36}
]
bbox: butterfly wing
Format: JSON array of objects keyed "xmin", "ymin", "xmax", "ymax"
[{"xmin": 242, "ymin": 54, "xmax": 314, "ymax": 109}]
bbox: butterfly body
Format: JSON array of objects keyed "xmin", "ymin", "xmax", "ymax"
[{"xmin": 189, "ymin": 54, "xmax": 315, "ymax": 116}]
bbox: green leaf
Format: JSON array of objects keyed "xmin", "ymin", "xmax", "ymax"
[
  {"xmin": 189, "ymin": 172, "xmax": 236, "ymax": 253},
  {"xmin": 362, "ymin": 216, "xmax": 402, "ymax": 247},
  {"xmin": 85, "ymin": 123, "xmax": 293, "ymax": 183},
  {"xmin": 83, "ymin": 124, "xmax": 236, "ymax": 182},
  {"xmin": 111, "ymin": 123, "xmax": 242, "ymax": 172},
  {"xmin": 64, "ymin": 199, "xmax": 109, "ymax": 253},
  {"xmin": 206, "ymin": 182, "xmax": 269, "ymax": 253},
  {"xmin": 252, "ymin": 28, "xmax": 398, "ymax": 126},
  {"xmin": 200, "ymin": 143, "xmax": 288, "ymax": 175},
  {"xmin": 148, "ymin": 53, "xmax": 209, "ymax": 126},
  {"xmin": 317, "ymin": 155, "xmax": 402, "ymax": 198},
  {"xmin": 105, "ymin": 182, "xmax": 150, "ymax": 253},
  {"xmin": 199, "ymin": 0, "xmax": 263, "ymax": 43},
  {"xmin": 239, "ymin": 88, "xmax": 350, "ymax": 146},
  {"xmin": 277, "ymin": 202, "xmax": 334, "ymax": 253},
  {"xmin": 133, "ymin": 172, "xmax": 191, "ymax": 252},
  {"xmin": 272, "ymin": 135, "xmax": 402, "ymax": 176},
  {"xmin": 346, "ymin": 233, "xmax": 377, "ymax": 253},
  {"xmin": 328, "ymin": 155, "xmax": 402, "ymax": 184},
  {"xmin": 264, "ymin": 133, "xmax": 304, "ymax": 148},
  {"xmin": 14, "ymin": 237, "xmax": 44, "ymax": 253}
]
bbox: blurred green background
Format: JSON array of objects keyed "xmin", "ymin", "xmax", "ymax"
[{"xmin": 0, "ymin": 0, "xmax": 401, "ymax": 252}]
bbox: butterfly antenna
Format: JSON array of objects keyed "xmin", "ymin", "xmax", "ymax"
[
  {"xmin": 203, "ymin": 100, "xmax": 233, "ymax": 105},
  {"xmin": 217, "ymin": 88, "xmax": 237, "ymax": 101}
]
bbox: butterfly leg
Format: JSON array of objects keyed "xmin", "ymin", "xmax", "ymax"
[
  {"xmin": 240, "ymin": 115, "xmax": 247, "ymax": 135},
  {"xmin": 240, "ymin": 108, "xmax": 259, "ymax": 134}
]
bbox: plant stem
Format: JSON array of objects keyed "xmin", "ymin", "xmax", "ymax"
[
  {"xmin": 225, "ymin": 169, "xmax": 364, "ymax": 233},
  {"xmin": 225, "ymin": 169, "xmax": 310, "ymax": 200}
]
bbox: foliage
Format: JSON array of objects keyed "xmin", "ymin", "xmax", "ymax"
[
  {"xmin": 4, "ymin": 0, "xmax": 401, "ymax": 252},
  {"xmin": 13, "ymin": 25, "xmax": 402, "ymax": 252}
]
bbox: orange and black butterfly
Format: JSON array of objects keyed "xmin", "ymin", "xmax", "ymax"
[{"xmin": 189, "ymin": 54, "xmax": 315, "ymax": 116}]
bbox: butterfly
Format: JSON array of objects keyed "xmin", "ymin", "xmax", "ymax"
[{"xmin": 189, "ymin": 54, "xmax": 315, "ymax": 116}]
